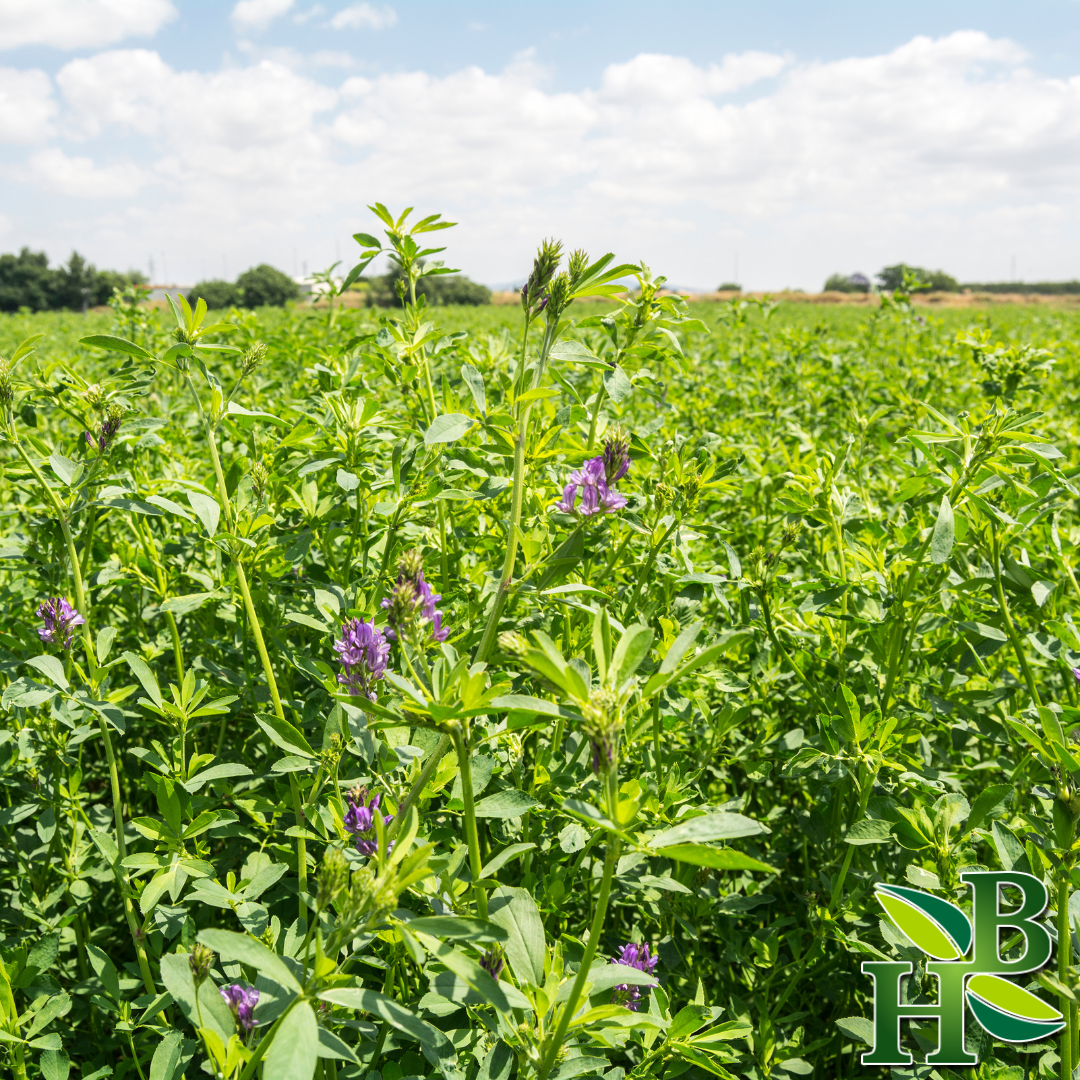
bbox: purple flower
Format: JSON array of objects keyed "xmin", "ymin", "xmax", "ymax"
[
  {"xmin": 343, "ymin": 786, "xmax": 394, "ymax": 857},
  {"xmin": 85, "ymin": 405, "xmax": 124, "ymax": 454},
  {"xmin": 1073, "ymin": 668, "xmax": 1080, "ymax": 683},
  {"xmin": 36, "ymin": 596, "xmax": 86, "ymax": 649},
  {"xmin": 221, "ymin": 983, "xmax": 259, "ymax": 1032},
  {"xmin": 479, "ymin": 946, "xmax": 504, "ymax": 980},
  {"xmin": 610, "ymin": 942, "xmax": 658, "ymax": 1011},
  {"xmin": 555, "ymin": 455, "xmax": 627, "ymax": 518},
  {"xmin": 333, "ymin": 618, "xmax": 390, "ymax": 701},
  {"xmin": 380, "ymin": 555, "xmax": 448, "ymax": 644}
]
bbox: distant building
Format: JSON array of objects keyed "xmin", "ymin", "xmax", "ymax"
[
  {"xmin": 848, "ymin": 273, "xmax": 871, "ymax": 290},
  {"xmin": 294, "ymin": 275, "xmax": 341, "ymax": 297},
  {"xmin": 148, "ymin": 284, "xmax": 192, "ymax": 302}
]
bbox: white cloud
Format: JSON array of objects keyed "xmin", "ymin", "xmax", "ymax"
[
  {"xmin": 0, "ymin": 67, "xmax": 55, "ymax": 142},
  {"xmin": 0, "ymin": 0, "xmax": 176, "ymax": 50},
  {"xmin": 328, "ymin": 3, "xmax": 396, "ymax": 30},
  {"xmin": 26, "ymin": 147, "xmax": 149, "ymax": 196},
  {"xmin": 9, "ymin": 31, "xmax": 1080, "ymax": 288},
  {"xmin": 231, "ymin": 0, "xmax": 294, "ymax": 33}
]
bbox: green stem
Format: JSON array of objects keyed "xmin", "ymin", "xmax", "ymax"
[
  {"xmin": 537, "ymin": 838, "xmax": 620, "ymax": 1080},
  {"xmin": 626, "ymin": 519, "xmax": 678, "ymax": 614},
  {"xmin": 1060, "ymin": 875, "xmax": 1072, "ymax": 1080},
  {"xmin": 992, "ymin": 526, "xmax": 1042, "ymax": 707},
  {"xmin": 451, "ymin": 724, "xmax": 487, "ymax": 917},
  {"xmin": 760, "ymin": 592, "xmax": 829, "ymax": 715},
  {"xmin": 586, "ymin": 383, "xmax": 607, "ymax": 452},
  {"xmin": 389, "ymin": 734, "xmax": 451, "ymax": 839},
  {"xmin": 828, "ymin": 767, "xmax": 875, "ymax": 910}
]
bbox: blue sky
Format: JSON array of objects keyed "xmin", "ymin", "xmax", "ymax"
[{"xmin": 2, "ymin": 0, "xmax": 1080, "ymax": 289}]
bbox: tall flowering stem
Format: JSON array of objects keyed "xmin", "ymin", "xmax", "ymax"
[
  {"xmin": 182, "ymin": 368, "xmax": 310, "ymax": 923},
  {"xmin": 10, "ymin": 438, "xmax": 158, "ymax": 996},
  {"xmin": 536, "ymin": 738, "xmax": 621, "ymax": 1080}
]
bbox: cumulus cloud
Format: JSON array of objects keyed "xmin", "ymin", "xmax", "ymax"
[
  {"xmin": 328, "ymin": 3, "xmax": 396, "ymax": 30},
  {"xmin": 0, "ymin": 0, "xmax": 176, "ymax": 50},
  {"xmin": 26, "ymin": 147, "xmax": 149, "ymax": 197},
  {"xmin": 7, "ymin": 31, "xmax": 1080, "ymax": 286},
  {"xmin": 0, "ymin": 67, "xmax": 55, "ymax": 142},
  {"xmin": 231, "ymin": 0, "xmax": 294, "ymax": 33}
]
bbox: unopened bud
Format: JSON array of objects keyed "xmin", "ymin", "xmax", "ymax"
[
  {"xmin": 242, "ymin": 343, "xmax": 267, "ymax": 377},
  {"xmin": 189, "ymin": 943, "xmax": 214, "ymax": 987}
]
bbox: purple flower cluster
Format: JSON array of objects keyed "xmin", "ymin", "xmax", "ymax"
[
  {"xmin": 333, "ymin": 617, "xmax": 390, "ymax": 701},
  {"xmin": 344, "ymin": 786, "xmax": 393, "ymax": 856},
  {"xmin": 555, "ymin": 433, "xmax": 631, "ymax": 518},
  {"xmin": 84, "ymin": 406, "xmax": 123, "ymax": 454},
  {"xmin": 36, "ymin": 596, "xmax": 85, "ymax": 649},
  {"xmin": 479, "ymin": 946, "xmax": 504, "ymax": 980},
  {"xmin": 221, "ymin": 983, "xmax": 259, "ymax": 1032},
  {"xmin": 610, "ymin": 942, "xmax": 658, "ymax": 1011},
  {"xmin": 381, "ymin": 556, "xmax": 448, "ymax": 644}
]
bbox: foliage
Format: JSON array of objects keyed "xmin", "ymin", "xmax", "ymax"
[
  {"xmin": 963, "ymin": 281, "xmax": 1080, "ymax": 296},
  {"xmin": 877, "ymin": 263, "xmax": 960, "ymax": 292},
  {"xmin": 188, "ymin": 278, "xmax": 242, "ymax": 310},
  {"xmin": 2, "ymin": 209, "xmax": 1080, "ymax": 1080},
  {"xmin": 236, "ymin": 264, "xmax": 301, "ymax": 308},
  {"xmin": 824, "ymin": 273, "xmax": 871, "ymax": 294},
  {"xmin": 0, "ymin": 248, "xmax": 145, "ymax": 313}
]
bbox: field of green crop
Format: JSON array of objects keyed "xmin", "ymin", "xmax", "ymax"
[{"xmin": 3, "ymin": 210, "xmax": 1080, "ymax": 1080}]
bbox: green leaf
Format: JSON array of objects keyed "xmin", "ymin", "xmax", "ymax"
[
  {"xmin": 122, "ymin": 651, "xmax": 163, "ymax": 708},
  {"xmin": 149, "ymin": 1031, "xmax": 185, "ymax": 1080},
  {"xmin": 25, "ymin": 654, "xmax": 69, "ymax": 690},
  {"xmin": 659, "ymin": 844, "xmax": 775, "ymax": 873},
  {"xmin": 844, "ymin": 819, "xmax": 894, "ymax": 845},
  {"xmin": 255, "ymin": 713, "xmax": 315, "ymax": 758},
  {"xmin": 549, "ymin": 340, "xmax": 606, "ymax": 367},
  {"xmin": 873, "ymin": 884, "xmax": 972, "ymax": 959},
  {"xmin": 966, "ymin": 784, "xmax": 1013, "ymax": 833},
  {"xmin": 412, "ymin": 931, "xmax": 531, "ymax": 1012},
  {"xmin": 40, "ymin": 1048, "xmax": 70, "ymax": 1080},
  {"xmin": 610, "ymin": 623, "xmax": 653, "ymax": 687},
  {"xmin": 403, "ymin": 916, "xmax": 508, "ymax": 942},
  {"xmin": 80, "ymin": 334, "xmax": 155, "ymax": 361},
  {"xmin": 478, "ymin": 842, "xmax": 535, "ymax": 879},
  {"xmin": 472, "ymin": 788, "xmax": 537, "ymax": 819},
  {"xmin": 835, "ymin": 1016, "xmax": 874, "ymax": 1045},
  {"xmin": 264, "ymin": 1001, "xmax": 318, "ymax": 1080},
  {"xmin": 604, "ymin": 364, "xmax": 633, "ymax": 403},
  {"xmin": 182, "ymin": 762, "xmax": 253, "ymax": 793},
  {"xmin": 460, "ymin": 363, "xmax": 487, "ymax": 415},
  {"xmin": 196, "ymin": 929, "xmax": 302, "ymax": 992},
  {"xmin": 317, "ymin": 989, "xmax": 458, "ymax": 1080},
  {"xmin": 425, "ymin": 413, "xmax": 476, "ymax": 445},
  {"xmin": 160, "ymin": 591, "xmax": 219, "ymax": 616},
  {"xmin": 225, "ymin": 402, "xmax": 289, "ymax": 427},
  {"xmin": 488, "ymin": 886, "xmax": 546, "ymax": 988},
  {"xmin": 186, "ymin": 491, "xmax": 220, "ymax": 538},
  {"xmin": 930, "ymin": 494, "xmax": 955, "ymax": 564},
  {"xmin": 651, "ymin": 812, "xmax": 767, "ymax": 847}
]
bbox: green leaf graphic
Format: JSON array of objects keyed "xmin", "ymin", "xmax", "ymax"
[
  {"xmin": 874, "ymin": 884, "xmax": 972, "ymax": 959},
  {"xmin": 966, "ymin": 974, "xmax": 1064, "ymax": 1042}
]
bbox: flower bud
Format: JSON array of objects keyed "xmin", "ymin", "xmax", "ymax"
[
  {"xmin": 317, "ymin": 846, "xmax": 351, "ymax": 910},
  {"xmin": 250, "ymin": 460, "xmax": 270, "ymax": 500},
  {"xmin": 189, "ymin": 943, "xmax": 215, "ymax": 987},
  {"xmin": 242, "ymin": 343, "xmax": 268, "ymax": 377}
]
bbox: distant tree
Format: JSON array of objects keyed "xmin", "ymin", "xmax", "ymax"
[
  {"xmin": 420, "ymin": 274, "xmax": 491, "ymax": 306},
  {"xmin": 236, "ymin": 264, "xmax": 299, "ymax": 308},
  {"xmin": 0, "ymin": 248, "xmax": 56, "ymax": 312},
  {"xmin": 717, "ymin": 282, "xmax": 742, "ymax": 292},
  {"xmin": 877, "ymin": 264, "xmax": 959, "ymax": 293},
  {"xmin": 187, "ymin": 279, "xmax": 240, "ymax": 310},
  {"xmin": 824, "ymin": 273, "xmax": 871, "ymax": 294}
]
